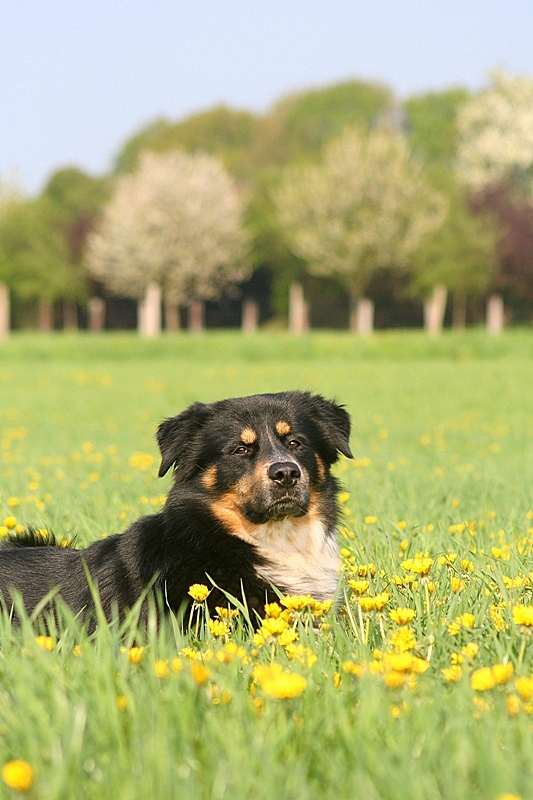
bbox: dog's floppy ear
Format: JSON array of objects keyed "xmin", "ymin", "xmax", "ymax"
[
  {"xmin": 157, "ymin": 402, "xmax": 214, "ymax": 480},
  {"xmin": 299, "ymin": 392, "xmax": 353, "ymax": 463}
]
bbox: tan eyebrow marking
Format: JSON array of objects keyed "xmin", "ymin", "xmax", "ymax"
[
  {"xmin": 275, "ymin": 421, "xmax": 291, "ymax": 437},
  {"xmin": 241, "ymin": 427, "xmax": 257, "ymax": 445}
]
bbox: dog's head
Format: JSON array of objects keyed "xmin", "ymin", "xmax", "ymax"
[{"xmin": 157, "ymin": 391, "xmax": 352, "ymax": 525}]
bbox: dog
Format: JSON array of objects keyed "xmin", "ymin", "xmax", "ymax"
[{"xmin": 0, "ymin": 391, "xmax": 352, "ymax": 627}]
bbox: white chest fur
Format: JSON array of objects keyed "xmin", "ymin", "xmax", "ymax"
[{"xmin": 249, "ymin": 517, "xmax": 340, "ymax": 601}]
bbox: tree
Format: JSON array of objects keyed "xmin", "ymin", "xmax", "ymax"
[
  {"xmin": 41, "ymin": 167, "xmax": 109, "ymax": 327},
  {"xmin": 456, "ymin": 70, "xmax": 533, "ymax": 196},
  {"xmin": 0, "ymin": 197, "xmax": 74, "ymax": 330},
  {"xmin": 404, "ymin": 88, "xmax": 470, "ymax": 167},
  {"xmin": 114, "ymin": 106, "xmax": 257, "ymax": 179},
  {"xmin": 410, "ymin": 181, "xmax": 496, "ymax": 330},
  {"xmin": 257, "ymin": 79, "xmax": 396, "ymax": 167},
  {"xmin": 275, "ymin": 127, "xmax": 445, "ymax": 331},
  {"xmin": 86, "ymin": 150, "xmax": 249, "ymax": 334}
]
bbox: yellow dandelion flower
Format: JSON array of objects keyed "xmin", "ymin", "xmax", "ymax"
[
  {"xmin": 190, "ymin": 663, "xmax": 210, "ymax": 686},
  {"xmin": 253, "ymin": 664, "xmax": 307, "ymax": 699},
  {"xmin": 278, "ymin": 628, "xmax": 298, "ymax": 647},
  {"xmin": 154, "ymin": 660, "xmax": 170, "ymax": 679},
  {"xmin": 512, "ymin": 605, "xmax": 533, "ymax": 627},
  {"xmin": 389, "ymin": 607, "xmax": 416, "ymax": 625},
  {"xmin": 3, "ymin": 516, "xmax": 17, "ymax": 529},
  {"xmin": 2, "ymin": 760, "xmax": 34, "ymax": 792},
  {"xmin": 35, "ymin": 635, "xmax": 55, "ymax": 651},
  {"xmin": 506, "ymin": 695, "xmax": 521, "ymax": 717},
  {"xmin": 188, "ymin": 584, "xmax": 210, "ymax": 603},
  {"xmin": 442, "ymin": 665, "xmax": 462, "ymax": 682},
  {"xmin": 470, "ymin": 667, "xmax": 496, "ymax": 691},
  {"xmin": 171, "ymin": 657, "xmax": 183, "ymax": 674},
  {"xmin": 383, "ymin": 670, "xmax": 407, "ymax": 690},
  {"xmin": 264, "ymin": 602, "xmax": 283, "ymax": 618},
  {"xmin": 214, "ymin": 606, "xmax": 239, "ymax": 619},
  {"xmin": 461, "ymin": 642, "xmax": 479, "ymax": 659},
  {"xmin": 389, "ymin": 627, "xmax": 417, "ymax": 652},
  {"xmin": 123, "ymin": 646, "xmax": 145, "ymax": 664},
  {"xmin": 281, "ymin": 594, "xmax": 315, "ymax": 611},
  {"xmin": 349, "ymin": 579, "xmax": 369, "ymax": 595},
  {"xmin": 457, "ymin": 612, "xmax": 475, "ymax": 628},
  {"xmin": 116, "ymin": 695, "xmax": 128, "ymax": 711},
  {"xmin": 260, "ymin": 617, "xmax": 289, "ymax": 637},
  {"xmin": 311, "ymin": 599, "xmax": 333, "ymax": 616},
  {"xmin": 401, "ymin": 556, "xmax": 433, "ymax": 576},
  {"xmin": 492, "ymin": 662, "xmax": 514, "ymax": 685},
  {"xmin": 208, "ymin": 619, "xmax": 230, "ymax": 638},
  {"xmin": 490, "ymin": 605, "xmax": 505, "ymax": 632},
  {"xmin": 342, "ymin": 660, "xmax": 366, "ymax": 676},
  {"xmin": 365, "ymin": 515, "xmax": 377, "ymax": 524},
  {"xmin": 438, "ymin": 553, "xmax": 457, "ymax": 566},
  {"xmin": 515, "ymin": 676, "xmax": 533, "ymax": 701},
  {"xmin": 450, "ymin": 577, "xmax": 466, "ymax": 593},
  {"xmin": 447, "ymin": 622, "xmax": 461, "ymax": 636}
]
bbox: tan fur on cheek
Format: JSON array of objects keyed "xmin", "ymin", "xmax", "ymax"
[
  {"xmin": 275, "ymin": 421, "xmax": 291, "ymax": 437},
  {"xmin": 315, "ymin": 454, "xmax": 326, "ymax": 483},
  {"xmin": 201, "ymin": 465, "xmax": 218, "ymax": 490}
]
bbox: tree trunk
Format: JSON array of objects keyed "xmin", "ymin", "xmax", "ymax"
[
  {"xmin": 486, "ymin": 293, "xmax": 504, "ymax": 335},
  {"xmin": 452, "ymin": 293, "xmax": 467, "ymax": 331},
  {"xmin": 242, "ymin": 298, "xmax": 259, "ymax": 334},
  {"xmin": 348, "ymin": 290, "xmax": 374, "ymax": 334},
  {"xmin": 288, "ymin": 282, "xmax": 309, "ymax": 334},
  {"xmin": 164, "ymin": 301, "xmax": 180, "ymax": 333},
  {"xmin": 188, "ymin": 299, "xmax": 205, "ymax": 333},
  {"xmin": 63, "ymin": 299, "xmax": 78, "ymax": 331},
  {"xmin": 423, "ymin": 284, "xmax": 447, "ymax": 336},
  {"xmin": 38, "ymin": 299, "xmax": 54, "ymax": 332},
  {"xmin": 0, "ymin": 283, "xmax": 10, "ymax": 340},
  {"xmin": 88, "ymin": 297, "xmax": 105, "ymax": 333},
  {"xmin": 138, "ymin": 282, "xmax": 162, "ymax": 337}
]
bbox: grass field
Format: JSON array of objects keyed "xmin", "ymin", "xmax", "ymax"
[{"xmin": 0, "ymin": 330, "xmax": 532, "ymax": 800}]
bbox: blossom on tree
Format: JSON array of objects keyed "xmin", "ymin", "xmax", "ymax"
[
  {"xmin": 456, "ymin": 70, "xmax": 533, "ymax": 195},
  {"xmin": 85, "ymin": 150, "xmax": 249, "ymax": 306},
  {"xmin": 275, "ymin": 127, "xmax": 445, "ymax": 314}
]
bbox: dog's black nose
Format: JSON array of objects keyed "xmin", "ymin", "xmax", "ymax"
[{"xmin": 268, "ymin": 461, "xmax": 301, "ymax": 487}]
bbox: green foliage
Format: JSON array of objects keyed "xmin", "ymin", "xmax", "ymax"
[
  {"xmin": 404, "ymin": 88, "xmax": 470, "ymax": 167},
  {"xmin": 114, "ymin": 106, "xmax": 257, "ymax": 178},
  {"xmin": 42, "ymin": 167, "xmax": 109, "ymax": 220},
  {"xmin": 0, "ymin": 198, "xmax": 78, "ymax": 301},
  {"xmin": 0, "ymin": 331, "xmax": 533, "ymax": 799},
  {"xmin": 258, "ymin": 79, "xmax": 395, "ymax": 166},
  {"xmin": 410, "ymin": 178, "xmax": 497, "ymax": 299}
]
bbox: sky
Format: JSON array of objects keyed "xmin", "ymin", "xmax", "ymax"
[{"xmin": 1, "ymin": 0, "xmax": 533, "ymax": 196}]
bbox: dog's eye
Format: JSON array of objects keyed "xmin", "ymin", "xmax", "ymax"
[
  {"xmin": 287, "ymin": 439, "xmax": 301, "ymax": 449},
  {"xmin": 233, "ymin": 446, "xmax": 251, "ymax": 456}
]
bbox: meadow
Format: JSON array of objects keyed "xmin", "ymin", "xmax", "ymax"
[{"xmin": 0, "ymin": 330, "xmax": 532, "ymax": 800}]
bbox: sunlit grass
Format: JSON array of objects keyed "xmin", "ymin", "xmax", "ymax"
[{"xmin": 0, "ymin": 330, "xmax": 532, "ymax": 799}]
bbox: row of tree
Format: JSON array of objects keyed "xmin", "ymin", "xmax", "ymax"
[{"xmin": 1, "ymin": 69, "xmax": 533, "ymax": 337}]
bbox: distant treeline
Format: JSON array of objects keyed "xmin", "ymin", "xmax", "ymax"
[{"xmin": 1, "ymin": 70, "xmax": 532, "ymax": 336}]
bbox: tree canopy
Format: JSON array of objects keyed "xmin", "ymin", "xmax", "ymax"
[
  {"xmin": 275, "ymin": 127, "xmax": 445, "ymax": 302},
  {"xmin": 86, "ymin": 150, "xmax": 249, "ymax": 305}
]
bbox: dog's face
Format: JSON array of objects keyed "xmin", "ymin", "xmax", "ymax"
[{"xmin": 157, "ymin": 391, "xmax": 352, "ymax": 527}]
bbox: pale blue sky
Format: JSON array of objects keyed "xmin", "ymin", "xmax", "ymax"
[{"xmin": 1, "ymin": 0, "xmax": 532, "ymax": 195}]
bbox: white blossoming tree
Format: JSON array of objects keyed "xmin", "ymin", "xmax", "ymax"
[
  {"xmin": 86, "ymin": 151, "xmax": 249, "ymax": 334},
  {"xmin": 275, "ymin": 127, "xmax": 445, "ymax": 333},
  {"xmin": 456, "ymin": 70, "xmax": 533, "ymax": 195}
]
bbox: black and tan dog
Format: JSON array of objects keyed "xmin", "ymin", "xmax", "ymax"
[{"xmin": 0, "ymin": 391, "xmax": 352, "ymax": 626}]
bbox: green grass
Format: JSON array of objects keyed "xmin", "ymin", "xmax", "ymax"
[{"xmin": 0, "ymin": 330, "xmax": 532, "ymax": 800}]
